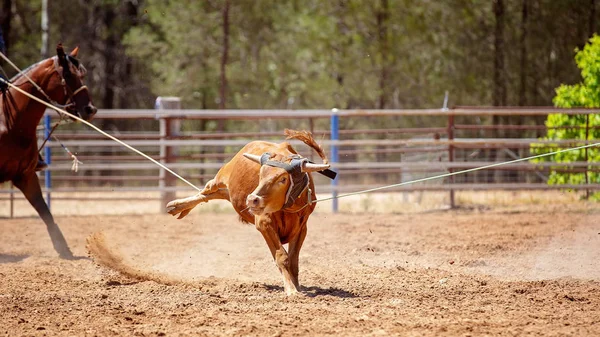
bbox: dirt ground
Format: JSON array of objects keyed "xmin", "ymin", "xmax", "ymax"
[{"xmin": 1, "ymin": 198, "xmax": 599, "ymax": 336}]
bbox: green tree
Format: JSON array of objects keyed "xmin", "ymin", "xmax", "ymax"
[{"xmin": 532, "ymin": 35, "xmax": 600, "ymax": 198}]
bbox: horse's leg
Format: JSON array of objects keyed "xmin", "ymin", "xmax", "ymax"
[
  {"xmin": 0, "ymin": 105, "xmax": 7, "ymax": 136},
  {"xmin": 12, "ymin": 173, "xmax": 74, "ymax": 259}
]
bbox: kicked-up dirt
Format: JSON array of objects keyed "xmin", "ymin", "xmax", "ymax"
[{"xmin": 1, "ymin": 202, "xmax": 599, "ymax": 336}]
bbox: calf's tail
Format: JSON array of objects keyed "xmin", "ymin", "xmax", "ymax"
[{"xmin": 284, "ymin": 129, "xmax": 329, "ymax": 164}]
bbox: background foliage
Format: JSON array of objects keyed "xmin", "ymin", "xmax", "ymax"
[
  {"xmin": 532, "ymin": 35, "xmax": 600, "ymax": 197},
  {"xmin": 1, "ymin": 0, "xmax": 599, "ymax": 112}
]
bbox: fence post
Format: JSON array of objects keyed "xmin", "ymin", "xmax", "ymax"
[
  {"xmin": 585, "ymin": 113, "xmax": 590, "ymax": 200},
  {"xmin": 44, "ymin": 114, "xmax": 52, "ymax": 209},
  {"xmin": 10, "ymin": 182, "xmax": 14, "ymax": 218},
  {"xmin": 156, "ymin": 97, "xmax": 181, "ymax": 212},
  {"xmin": 330, "ymin": 110, "xmax": 339, "ymax": 213},
  {"xmin": 447, "ymin": 113, "xmax": 455, "ymax": 209}
]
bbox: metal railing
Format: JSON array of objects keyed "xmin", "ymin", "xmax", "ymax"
[{"xmin": 1, "ymin": 106, "xmax": 599, "ymax": 216}]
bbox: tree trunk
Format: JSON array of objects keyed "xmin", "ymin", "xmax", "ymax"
[
  {"xmin": 493, "ymin": 0, "xmax": 506, "ymax": 107},
  {"xmin": 519, "ymin": 0, "xmax": 528, "ymax": 106},
  {"xmin": 103, "ymin": 6, "xmax": 116, "ymax": 110},
  {"xmin": 101, "ymin": 5, "xmax": 117, "ymax": 181},
  {"xmin": 590, "ymin": 0, "xmax": 597, "ymax": 38},
  {"xmin": 217, "ymin": 0, "xmax": 230, "ymax": 158},
  {"xmin": 376, "ymin": 0, "xmax": 389, "ymax": 110},
  {"xmin": 492, "ymin": 0, "xmax": 506, "ymax": 183},
  {"xmin": 375, "ymin": 0, "xmax": 390, "ymax": 174},
  {"xmin": 0, "ymin": 0, "xmax": 12, "ymax": 54},
  {"xmin": 120, "ymin": 0, "xmax": 139, "ymax": 109},
  {"xmin": 219, "ymin": 0, "xmax": 230, "ymax": 110},
  {"xmin": 514, "ymin": 0, "xmax": 530, "ymax": 183}
]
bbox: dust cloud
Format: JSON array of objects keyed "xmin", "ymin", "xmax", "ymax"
[{"xmin": 86, "ymin": 232, "xmax": 186, "ymax": 286}]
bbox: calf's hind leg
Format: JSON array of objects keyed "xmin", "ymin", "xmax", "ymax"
[{"xmin": 166, "ymin": 178, "xmax": 229, "ymax": 219}]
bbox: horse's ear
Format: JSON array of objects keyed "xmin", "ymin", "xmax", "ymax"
[
  {"xmin": 56, "ymin": 43, "xmax": 66, "ymax": 60},
  {"xmin": 69, "ymin": 46, "xmax": 79, "ymax": 58}
]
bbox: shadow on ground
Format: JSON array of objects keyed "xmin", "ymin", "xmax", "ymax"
[{"xmin": 0, "ymin": 254, "xmax": 29, "ymax": 264}]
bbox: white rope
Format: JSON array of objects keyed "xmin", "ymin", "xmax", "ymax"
[
  {"xmin": 0, "ymin": 77, "xmax": 202, "ymax": 192},
  {"xmin": 0, "ymin": 51, "xmax": 57, "ymax": 104},
  {"xmin": 314, "ymin": 141, "xmax": 600, "ymax": 203},
  {"xmin": 50, "ymin": 135, "xmax": 83, "ymax": 172},
  {"xmin": 3, "ymin": 51, "xmax": 597, "ymax": 200},
  {"xmin": 36, "ymin": 118, "xmax": 72, "ymax": 130}
]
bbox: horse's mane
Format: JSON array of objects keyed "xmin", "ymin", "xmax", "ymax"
[
  {"xmin": 2, "ymin": 59, "xmax": 48, "ymax": 131},
  {"xmin": 0, "ymin": 60, "xmax": 45, "ymax": 131},
  {"xmin": 9, "ymin": 59, "xmax": 45, "ymax": 83},
  {"xmin": 1, "ymin": 55, "xmax": 87, "ymax": 132},
  {"xmin": 9, "ymin": 56, "xmax": 86, "ymax": 84}
]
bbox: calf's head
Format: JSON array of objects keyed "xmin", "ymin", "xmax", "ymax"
[{"xmin": 243, "ymin": 152, "xmax": 329, "ymax": 216}]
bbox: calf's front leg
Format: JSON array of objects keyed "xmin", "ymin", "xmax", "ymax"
[
  {"xmin": 255, "ymin": 215, "xmax": 300, "ymax": 296},
  {"xmin": 287, "ymin": 222, "xmax": 307, "ymax": 289}
]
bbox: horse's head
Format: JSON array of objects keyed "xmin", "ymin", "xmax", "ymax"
[{"xmin": 53, "ymin": 44, "xmax": 97, "ymax": 121}]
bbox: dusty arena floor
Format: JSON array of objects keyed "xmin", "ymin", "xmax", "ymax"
[{"xmin": 1, "ymin": 199, "xmax": 599, "ymax": 336}]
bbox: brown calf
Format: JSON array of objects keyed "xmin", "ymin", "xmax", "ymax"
[{"xmin": 166, "ymin": 129, "xmax": 333, "ymax": 295}]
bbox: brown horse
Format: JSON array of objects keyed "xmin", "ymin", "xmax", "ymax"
[{"xmin": 0, "ymin": 44, "xmax": 96, "ymax": 258}]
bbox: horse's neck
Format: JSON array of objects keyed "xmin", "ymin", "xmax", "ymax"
[{"xmin": 4, "ymin": 67, "xmax": 54, "ymax": 138}]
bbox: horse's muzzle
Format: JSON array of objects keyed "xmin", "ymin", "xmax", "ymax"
[
  {"xmin": 78, "ymin": 104, "xmax": 97, "ymax": 121},
  {"xmin": 85, "ymin": 105, "xmax": 97, "ymax": 118}
]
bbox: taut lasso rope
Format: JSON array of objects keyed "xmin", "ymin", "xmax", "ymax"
[
  {"xmin": 2, "ymin": 52, "xmax": 597, "ymax": 201},
  {"xmin": 1, "ymin": 50, "xmax": 79, "ymax": 170},
  {"xmin": 0, "ymin": 76, "xmax": 202, "ymax": 192},
  {"xmin": 313, "ymin": 140, "xmax": 600, "ymax": 203},
  {"xmin": 4, "ymin": 72, "xmax": 598, "ymax": 200},
  {"xmin": 0, "ymin": 51, "xmax": 66, "ymax": 107}
]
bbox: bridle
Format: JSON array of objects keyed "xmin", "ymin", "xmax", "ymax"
[
  {"xmin": 0, "ymin": 49, "xmax": 91, "ymax": 172},
  {"xmin": 33, "ymin": 57, "xmax": 89, "ymax": 152},
  {"xmin": 51, "ymin": 55, "xmax": 89, "ymax": 114},
  {"xmin": 3, "ymin": 55, "xmax": 88, "ymax": 115}
]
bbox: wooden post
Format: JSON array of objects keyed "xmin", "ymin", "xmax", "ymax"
[
  {"xmin": 447, "ymin": 113, "xmax": 455, "ymax": 208},
  {"xmin": 156, "ymin": 97, "xmax": 181, "ymax": 212},
  {"xmin": 10, "ymin": 182, "xmax": 14, "ymax": 218},
  {"xmin": 309, "ymin": 118, "xmax": 315, "ymax": 162}
]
